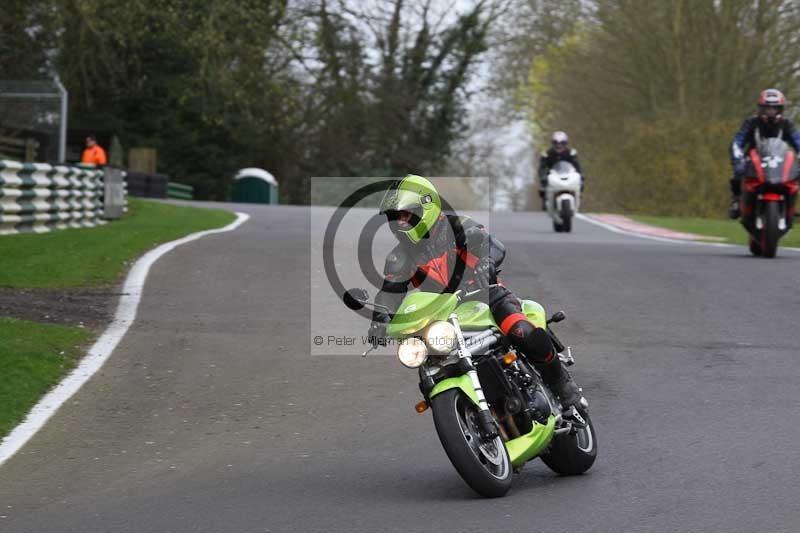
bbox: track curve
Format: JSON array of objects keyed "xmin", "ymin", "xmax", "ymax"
[{"xmin": 1, "ymin": 204, "xmax": 799, "ymax": 532}]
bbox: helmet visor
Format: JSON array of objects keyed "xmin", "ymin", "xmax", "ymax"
[
  {"xmin": 759, "ymin": 105, "xmax": 783, "ymax": 119},
  {"xmin": 386, "ymin": 205, "xmax": 423, "ymax": 233}
]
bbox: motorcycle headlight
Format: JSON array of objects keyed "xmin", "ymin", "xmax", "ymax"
[
  {"xmin": 424, "ymin": 321, "xmax": 458, "ymax": 355},
  {"xmin": 398, "ymin": 337, "xmax": 428, "ymax": 368}
]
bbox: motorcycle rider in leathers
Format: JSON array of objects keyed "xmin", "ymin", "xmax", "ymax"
[
  {"xmin": 729, "ymin": 88, "xmax": 800, "ymax": 219},
  {"xmin": 538, "ymin": 131, "xmax": 583, "ymax": 207},
  {"xmin": 368, "ymin": 174, "xmax": 585, "ymax": 409}
]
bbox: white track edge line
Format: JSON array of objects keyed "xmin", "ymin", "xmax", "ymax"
[
  {"xmin": 0, "ymin": 211, "xmax": 250, "ymax": 467},
  {"xmin": 576, "ymin": 213, "xmax": 800, "ymax": 252}
]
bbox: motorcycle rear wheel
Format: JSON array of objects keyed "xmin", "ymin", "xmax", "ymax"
[
  {"xmin": 540, "ymin": 412, "xmax": 597, "ymax": 475},
  {"xmin": 431, "ymin": 389, "xmax": 512, "ymax": 498}
]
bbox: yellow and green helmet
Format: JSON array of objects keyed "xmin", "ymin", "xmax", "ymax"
[{"xmin": 379, "ymin": 174, "xmax": 442, "ymax": 244}]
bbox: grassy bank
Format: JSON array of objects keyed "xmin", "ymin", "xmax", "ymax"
[
  {"xmin": 0, "ymin": 318, "xmax": 90, "ymax": 436},
  {"xmin": 0, "ymin": 198, "xmax": 236, "ymax": 288},
  {"xmin": 630, "ymin": 215, "xmax": 800, "ymax": 248},
  {"xmin": 0, "ymin": 199, "xmax": 236, "ymax": 439}
]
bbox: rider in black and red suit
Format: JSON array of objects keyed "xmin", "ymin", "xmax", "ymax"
[{"xmin": 369, "ymin": 175, "xmax": 584, "ymax": 408}]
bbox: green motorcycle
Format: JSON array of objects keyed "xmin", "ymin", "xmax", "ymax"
[{"xmin": 343, "ymin": 285, "xmax": 597, "ymax": 498}]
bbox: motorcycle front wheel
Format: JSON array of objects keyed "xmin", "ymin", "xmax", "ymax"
[
  {"xmin": 560, "ymin": 200, "xmax": 573, "ymax": 233},
  {"xmin": 762, "ymin": 202, "xmax": 780, "ymax": 258},
  {"xmin": 431, "ymin": 389, "xmax": 512, "ymax": 498}
]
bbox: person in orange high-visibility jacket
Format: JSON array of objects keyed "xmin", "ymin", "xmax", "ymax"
[{"xmin": 81, "ymin": 135, "xmax": 107, "ymax": 166}]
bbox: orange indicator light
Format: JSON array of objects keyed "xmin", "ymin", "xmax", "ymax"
[
  {"xmin": 415, "ymin": 400, "xmax": 429, "ymax": 413},
  {"xmin": 502, "ymin": 352, "xmax": 517, "ymax": 365}
]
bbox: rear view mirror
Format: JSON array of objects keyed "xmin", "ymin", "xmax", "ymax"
[
  {"xmin": 343, "ymin": 288, "xmax": 369, "ymax": 310},
  {"xmin": 547, "ymin": 311, "xmax": 566, "ymax": 324}
]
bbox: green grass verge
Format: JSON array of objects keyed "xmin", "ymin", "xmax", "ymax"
[
  {"xmin": 0, "ymin": 198, "xmax": 236, "ymax": 288},
  {"xmin": 0, "ymin": 318, "xmax": 90, "ymax": 437},
  {"xmin": 630, "ymin": 214, "xmax": 800, "ymax": 248},
  {"xmin": 0, "ymin": 198, "xmax": 236, "ymax": 439}
]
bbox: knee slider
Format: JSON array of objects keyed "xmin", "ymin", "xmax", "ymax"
[{"xmin": 507, "ymin": 321, "xmax": 554, "ymax": 364}]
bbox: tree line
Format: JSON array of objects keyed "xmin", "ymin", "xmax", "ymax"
[
  {"xmin": 2, "ymin": 0, "xmax": 503, "ymax": 203},
  {"xmin": 5, "ymin": 0, "xmax": 799, "ymax": 214},
  {"xmin": 509, "ymin": 0, "xmax": 800, "ymax": 217}
]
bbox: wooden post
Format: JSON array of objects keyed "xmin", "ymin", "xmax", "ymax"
[
  {"xmin": 128, "ymin": 148, "xmax": 157, "ymax": 174},
  {"xmin": 24, "ymin": 138, "xmax": 39, "ymax": 162}
]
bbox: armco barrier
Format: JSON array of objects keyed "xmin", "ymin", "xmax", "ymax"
[
  {"xmin": 167, "ymin": 181, "xmax": 194, "ymax": 200},
  {"xmin": 0, "ymin": 160, "xmax": 111, "ymax": 235},
  {"xmin": 125, "ymin": 172, "xmax": 168, "ymax": 198}
]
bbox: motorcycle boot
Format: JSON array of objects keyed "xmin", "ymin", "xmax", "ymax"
[
  {"xmin": 729, "ymin": 177, "xmax": 742, "ymax": 219},
  {"xmin": 728, "ymin": 195, "xmax": 741, "ymax": 219},
  {"xmin": 537, "ymin": 358, "xmax": 585, "ymax": 411}
]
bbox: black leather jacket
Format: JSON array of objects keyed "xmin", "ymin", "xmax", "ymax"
[
  {"xmin": 372, "ymin": 213, "xmax": 505, "ymax": 323},
  {"xmin": 538, "ymin": 148, "xmax": 582, "ymax": 181},
  {"xmin": 730, "ymin": 117, "xmax": 800, "ymax": 169}
]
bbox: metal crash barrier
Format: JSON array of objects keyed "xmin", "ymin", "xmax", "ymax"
[{"xmin": 0, "ymin": 160, "xmax": 126, "ymax": 235}]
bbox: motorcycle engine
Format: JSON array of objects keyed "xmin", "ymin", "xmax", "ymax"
[{"xmin": 525, "ymin": 384, "xmax": 552, "ymax": 425}]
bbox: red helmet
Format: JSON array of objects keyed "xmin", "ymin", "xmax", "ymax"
[{"xmin": 757, "ymin": 89, "xmax": 785, "ymax": 123}]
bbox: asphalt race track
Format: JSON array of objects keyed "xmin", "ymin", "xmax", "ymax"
[{"xmin": 2, "ymin": 204, "xmax": 800, "ymax": 532}]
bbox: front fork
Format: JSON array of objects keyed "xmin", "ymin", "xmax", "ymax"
[
  {"xmin": 450, "ymin": 313, "xmax": 498, "ymax": 438},
  {"xmin": 742, "ymin": 188, "xmax": 796, "ymax": 233}
]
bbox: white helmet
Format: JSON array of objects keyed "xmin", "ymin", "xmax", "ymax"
[{"xmin": 552, "ymin": 131, "xmax": 569, "ymax": 144}]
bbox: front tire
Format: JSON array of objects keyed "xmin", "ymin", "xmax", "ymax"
[
  {"xmin": 540, "ymin": 412, "xmax": 597, "ymax": 475},
  {"xmin": 560, "ymin": 199, "xmax": 573, "ymax": 233},
  {"xmin": 431, "ymin": 389, "xmax": 512, "ymax": 498},
  {"xmin": 762, "ymin": 202, "xmax": 780, "ymax": 258}
]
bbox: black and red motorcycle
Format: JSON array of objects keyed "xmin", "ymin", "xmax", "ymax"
[{"xmin": 740, "ymin": 138, "xmax": 799, "ymax": 257}]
